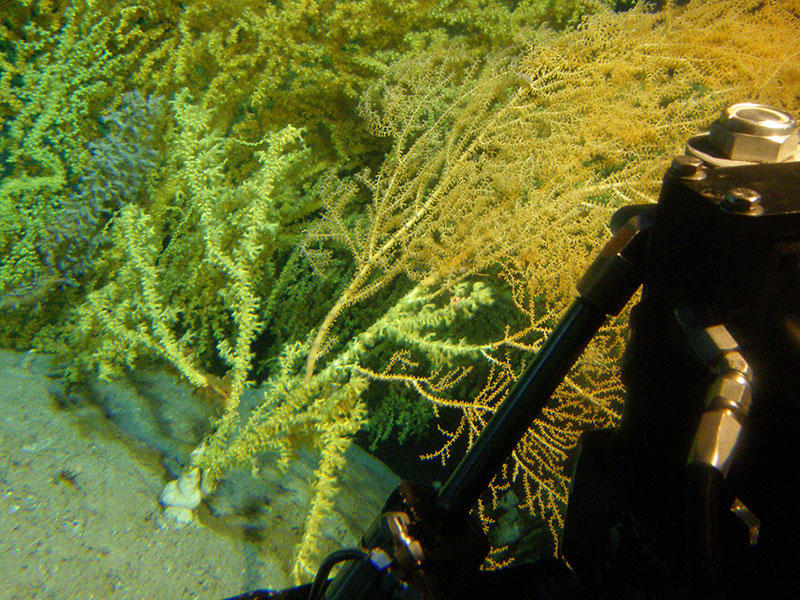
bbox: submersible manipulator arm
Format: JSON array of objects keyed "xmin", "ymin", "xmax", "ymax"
[{"xmin": 437, "ymin": 205, "xmax": 650, "ymax": 520}]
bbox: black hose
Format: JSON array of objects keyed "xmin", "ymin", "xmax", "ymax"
[
  {"xmin": 308, "ymin": 548, "xmax": 370, "ymax": 600},
  {"xmin": 685, "ymin": 462, "xmax": 725, "ymax": 600}
]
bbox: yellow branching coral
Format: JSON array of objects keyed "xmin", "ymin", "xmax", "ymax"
[
  {"xmin": 0, "ymin": 0, "xmax": 178, "ymax": 347},
  {"xmin": 301, "ymin": 49, "xmax": 534, "ymax": 383},
  {"xmin": 196, "ymin": 283, "xmax": 471, "ymax": 579},
  {"xmin": 439, "ymin": 0, "xmax": 800, "ymax": 555},
  {"xmin": 294, "ymin": 0, "xmax": 800, "ymax": 562},
  {"xmin": 122, "ymin": 0, "xmax": 615, "ymax": 164}
]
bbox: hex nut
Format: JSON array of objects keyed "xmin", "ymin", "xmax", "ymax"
[
  {"xmin": 706, "ymin": 371, "xmax": 752, "ymax": 416},
  {"xmin": 709, "ymin": 103, "xmax": 798, "ymax": 163},
  {"xmin": 692, "ymin": 409, "xmax": 743, "ymax": 474}
]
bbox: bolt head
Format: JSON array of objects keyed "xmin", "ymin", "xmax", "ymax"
[
  {"xmin": 669, "ymin": 155, "xmax": 706, "ymax": 178},
  {"xmin": 723, "ymin": 187, "xmax": 762, "ymax": 213}
]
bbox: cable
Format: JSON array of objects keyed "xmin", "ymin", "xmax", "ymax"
[
  {"xmin": 685, "ymin": 462, "xmax": 724, "ymax": 600},
  {"xmin": 307, "ymin": 548, "xmax": 370, "ymax": 600}
]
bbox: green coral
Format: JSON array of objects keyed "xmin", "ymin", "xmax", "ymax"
[
  {"xmin": 72, "ymin": 91, "xmax": 313, "ymax": 395},
  {"xmin": 0, "ymin": 2, "xmax": 124, "ymax": 344}
]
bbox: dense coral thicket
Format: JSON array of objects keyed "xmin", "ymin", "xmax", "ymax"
[
  {"xmin": 286, "ymin": 0, "xmax": 800, "ymax": 565},
  {"xmin": 0, "ymin": 0, "xmax": 612, "ymax": 348},
  {"xmin": 2, "ymin": 0, "xmax": 799, "ymax": 581}
]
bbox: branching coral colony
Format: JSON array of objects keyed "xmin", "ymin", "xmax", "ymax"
[
  {"xmin": 165, "ymin": 0, "xmax": 799, "ymax": 580},
  {"xmin": 2, "ymin": 0, "xmax": 800, "ymax": 586}
]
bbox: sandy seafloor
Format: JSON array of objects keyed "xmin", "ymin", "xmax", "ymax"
[{"xmin": 0, "ymin": 349, "xmax": 399, "ymax": 599}]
